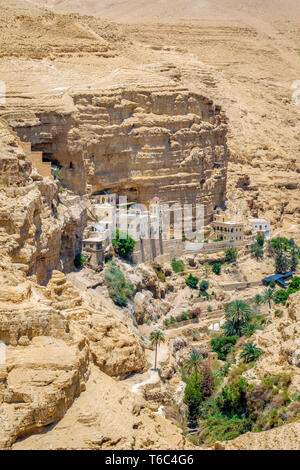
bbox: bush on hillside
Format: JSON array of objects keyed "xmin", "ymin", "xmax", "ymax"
[{"xmin": 171, "ymin": 258, "xmax": 185, "ymax": 273}]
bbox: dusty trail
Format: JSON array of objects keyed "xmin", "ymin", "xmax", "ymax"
[{"xmin": 125, "ymin": 342, "xmax": 169, "ymax": 395}]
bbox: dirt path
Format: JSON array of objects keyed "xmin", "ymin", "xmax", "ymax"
[{"xmin": 125, "ymin": 342, "xmax": 169, "ymax": 396}]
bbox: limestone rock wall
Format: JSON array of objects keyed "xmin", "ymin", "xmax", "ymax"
[{"xmin": 9, "ymin": 86, "xmax": 229, "ymax": 220}]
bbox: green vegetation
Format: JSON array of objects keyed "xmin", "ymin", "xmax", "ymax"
[
  {"xmin": 183, "ymin": 372, "xmax": 203, "ymax": 421},
  {"xmin": 240, "ymin": 342, "xmax": 262, "ymax": 363},
  {"xmin": 251, "ymin": 242, "xmax": 264, "ymax": 260},
  {"xmin": 290, "ymin": 246, "xmax": 298, "ymax": 272},
  {"xmin": 256, "ymin": 234, "xmax": 265, "ymax": 248},
  {"xmin": 186, "ymin": 274, "xmax": 199, "ymax": 289},
  {"xmin": 211, "ymin": 336, "xmax": 238, "ymax": 360},
  {"xmin": 53, "ymin": 165, "xmax": 62, "ymax": 180},
  {"xmin": 104, "ymin": 261, "xmax": 134, "ymax": 307},
  {"xmin": 152, "ymin": 263, "xmax": 166, "ymax": 282},
  {"xmin": 212, "ymin": 262, "xmax": 221, "ymax": 275},
  {"xmin": 150, "ymin": 330, "xmax": 165, "ymax": 370},
  {"xmin": 223, "ymin": 300, "xmax": 251, "ymax": 336},
  {"xmin": 199, "ymin": 280, "xmax": 209, "ymax": 293},
  {"xmin": 74, "ymin": 252, "xmax": 85, "ymax": 268},
  {"xmin": 171, "ymin": 258, "xmax": 185, "ymax": 273},
  {"xmin": 267, "ymin": 237, "xmax": 299, "ymax": 273},
  {"xmin": 112, "ymin": 230, "xmax": 136, "ymax": 259},
  {"xmin": 253, "ymin": 294, "xmax": 263, "ymax": 306},
  {"xmin": 274, "ymin": 276, "xmax": 300, "ymax": 305},
  {"xmin": 184, "ymin": 350, "xmax": 203, "ymax": 375},
  {"xmin": 263, "ymin": 287, "xmax": 274, "ymax": 310},
  {"xmin": 224, "ymin": 247, "xmax": 237, "ymax": 263}
]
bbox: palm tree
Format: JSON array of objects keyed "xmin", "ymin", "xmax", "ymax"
[
  {"xmin": 225, "ymin": 300, "xmax": 251, "ymax": 336},
  {"xmin": 150, "ymin": 330, "xmax": 165, "ymax": 370},
  {"xmin": 254, "ymin": 294, "xmax": 263, "ymax": 306},
  {"xmin": 184, "ymin": 349, "xmax": 203, "ymax": 375},
  {"xmin": 240, "ymin": 342, "xmax": 262, "ymax": 363},
  {"xmin": 263, "ymin": 288, "xmax": 274, "ymax": 310}
]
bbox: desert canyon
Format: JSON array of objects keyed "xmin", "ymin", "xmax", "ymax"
[{"xmin": 0, "ymin": 0, "xmax": 299, "ymax": 451}]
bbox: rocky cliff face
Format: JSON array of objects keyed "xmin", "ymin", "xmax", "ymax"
[
  {"xmin": 6, "ymin": 86, "xmax": 228, "ymax": 221},
  {"xmin": 0, "ymin": 119, "xmax": 88, "ymax": 284}
]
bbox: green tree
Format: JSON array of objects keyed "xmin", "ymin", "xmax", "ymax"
[
  {"xmin": 200, "ymin": 362, "xmax": 215, "ymax": 400},
  {"xmin": 74, "ymin": 252, "xmax": 85, "ymax": 268},
  {"xmin": 186, "ymin": 274, "xmax": 199, "ymax": 289},
  {"xmin": 150, "ymin": 330, "xmax": 165, "ymax": 370},
  {"xmin": 212, "ymin": 263, "xmax": 221, "ymax": 275},
  {"xmin": 251, "ymin": 243, "xmax": 264, "ymax": 260},
  {"xmin": 290, "ymin": 247, "xmax": 298, "ymax": 272},
  {"xmin": 225, "ymin": 300, "xmax": 251, "ymax": 336},
  {"xmin": 112, "ymin": 230, "xmax": 136, "ymax": 259},
  {"xmin": 256, "ymin": 234, "xmax": 265, "ymax": 248},
  {"xmin": 184, "ymin": 349, "xmax": 203, "ymax": 375},
  {"xmin": 240, "ymin": 342, "xmax": 262, "ymax": 363},
  {"xmin": 224, "ymin": 247, "xmax": 237, "ymax": 263},
  {"xmin": 183, "ymin": 372, "xmax": 203, "ymax": 421},
  {"xmin": 253, "ymin": 294, "xmax": 263, "ymax": 306},
  {"xmin": 275, "ymin": 248, "xmax": 291, "ymax": 273},
  {"xmin": 199, "ymin": 280, "xmax": 209, "ymax": 292},
  {"xmin": 263, "ymin": 287, "xmax": 274, "ymax": 310}
]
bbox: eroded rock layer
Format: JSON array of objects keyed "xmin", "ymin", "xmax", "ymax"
[{"xmin": 6, "ymin": 86, "xmax": 228, "ymax": 220}]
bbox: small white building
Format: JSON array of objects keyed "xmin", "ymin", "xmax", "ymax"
[
  {"xmin": 248, "ymin": 218, "xmax": 270, "ymax": 240},
  {"xmin": 116, "ymin": 209, "xmax": 149, "ymax": 240}
]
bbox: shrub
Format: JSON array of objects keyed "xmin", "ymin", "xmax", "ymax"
[
  {"xmin": 181, "ymin": 311, "xmax": 190, "ymax": 321},
  {"xmin": 74, "ymin": 252, "xmax": 85, "ymax": 268},
  {"xmin": 240, "ymin": 342, "xmax": 262, "ymax": 363},
  {"xmin": 288, "ymin": 276, "xmax": 300, "ymax": 292},
  {"xmin": 224, "ymin": 247, "xmax": 237, "ymax": 263},
  {"xmin": 211, "ymin": 336, "xmax": 238, "ymax": 361},
  {"xmin": 269, "ymin": 280, "xmax": 276, "ymax": 289},
  {"xmin": 53, "ymin": 166, "xmax": 62, "ymax": 180},
  {"xmin": 212, "ymin": 263, "xmax": 221, "ymax": 275},
  {"xmin": 199, "ymin": 414, "xmax": 251, "ymax": 445},
  {"xmin": 274, "ymin": 289, "xmax": 290, "ymax": 305},
  {"xmin": 112, "ymin": 230, "xmax": 136, "ymax": 259},
  {"xmin": 171, "ymin": 258, "xmax": 185, "ymax": 273},
  {"xmin": 190, "ymin": 308, "xmax": 201, "ymax": 318},
  {"xmin": 153, "ymin": 264, "xmax": 166, "ymax": 282},
  {"xmin": 208, "ymin": 305, "xmax": 213, "ymax": 313},
  {"xmin": 186, "ymin": 274, "xmax": 199, "ymax": 289},
  {"xmin": 241, "ymin": 324, "xmax": 257, "ymax": 337},
  {"xmin": 199, "ymin": 280, "xmax": 209, "ymax": 292},
  {"xmin": 104, "ymin": 262, "xmax": 134, "ymax": 308},
  {"xmin": 216, "ymin": 377, "xmax": 249, "ymax": 417}
]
